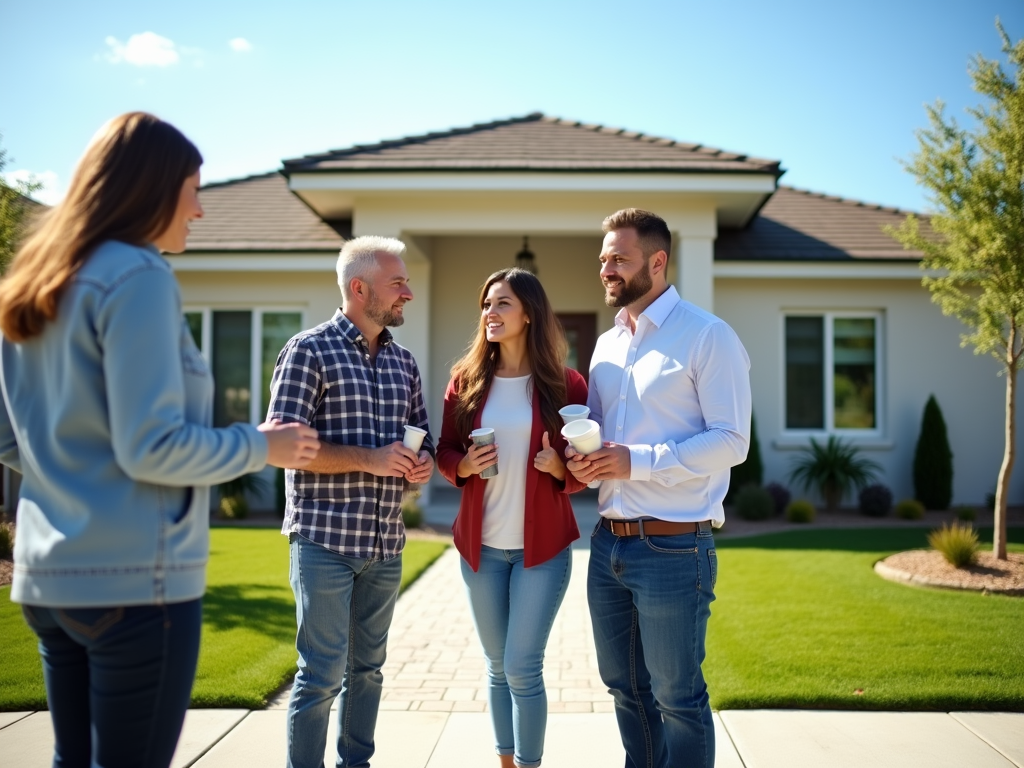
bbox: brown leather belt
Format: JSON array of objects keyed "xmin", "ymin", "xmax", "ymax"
[{"xmin": 601, "ymin": 518, "xmax": 703, "ymax": 537}]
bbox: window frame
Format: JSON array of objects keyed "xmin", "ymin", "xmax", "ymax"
[
  {"xmin": 183, "ymin": 305, "xmax": 307, "ymax": 425},
  {"xmin": 780, "ymin": 309, "xmax": 885, "ymax": 439}
]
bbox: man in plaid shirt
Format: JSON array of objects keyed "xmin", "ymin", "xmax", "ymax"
[{"xmin": 267, "ymin": 236, "xmax": 434, "ymax": 768}]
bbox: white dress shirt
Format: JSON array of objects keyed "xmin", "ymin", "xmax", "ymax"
[{"xmin": 587, "ymin": 285, "xmax": 751, "ymax": 526}]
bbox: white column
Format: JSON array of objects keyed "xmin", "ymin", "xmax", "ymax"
[{"xmin": 675, "ymin": 236, "xmax": 715, "ymax": 312}]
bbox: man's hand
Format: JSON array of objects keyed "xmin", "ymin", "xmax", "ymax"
[
  {"xmin": 259, "ymin": 420, "xmax": 321, "ymax": 469},
  {"xmin": 565, "ymin": 442, "xmax": 631, "ymax": 483},
  {"xmin": 533, "ymin": 431, "xmax": 565, "ymax": 480},
  {"xmin": 405, "ymin": 450, "xmax": 434, "ymax": 484},
  {"xmin": 366, "ymin": 441, "xmax": 420, "ymax": 477}
]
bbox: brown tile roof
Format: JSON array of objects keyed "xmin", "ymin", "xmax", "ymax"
[
  {"xmin": 184, "ymin": 172, "xmax": 344, "ymax": 252},
  {"xmin": 282, "ymin": 113, "xmax": 783, "ymax": 175},
  {"xmin": 715, "ymin": 186, "xmax": 927, "ymax": 261}
]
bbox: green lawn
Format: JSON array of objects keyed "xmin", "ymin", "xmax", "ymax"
[
  {"xmin": 0, "ymin": 530, "xmax": 448, "ymax": 711},
  {"xmin": 706, "ymin": 527, "xmax": 1024, "ymax": 711}
]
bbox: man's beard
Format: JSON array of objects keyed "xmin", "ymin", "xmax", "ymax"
[
  {"xmin": 604, "ymin": 259, "xmax": 653, "ymax": 308},
  {"xmin": 366, "ymin": 287, "xmax": 405, "ymax": 327}
]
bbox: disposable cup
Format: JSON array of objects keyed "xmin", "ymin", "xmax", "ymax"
[
  {"xmin": 558, "ymin": 404, "xmax": 591, "ymax": 424},
  {"xmin": 403, "ymin": 425, "xmax": 427, "ymax": 452},
  {"xmin": 469, "ymin": 427, "xmax": 499, "ymax": 479},
  {"xmin": 560, "ymin": 418, "xmax": 602, "ymax": 456}
]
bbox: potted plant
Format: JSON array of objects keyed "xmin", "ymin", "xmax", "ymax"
[{"xmin": 788, "ymin": 436, "xmax": 881, "ymax": 512}]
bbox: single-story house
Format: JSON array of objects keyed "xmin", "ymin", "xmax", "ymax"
[{"xmin": 7, "ymin": 113, "xmax": 1019, "ymax": 510}]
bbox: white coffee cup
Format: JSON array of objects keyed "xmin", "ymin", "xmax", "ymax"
[
  {"xmin": 558, "ymin": 404, "xmax": 591, "ymax": 424},
  {"xmin": 560, "ymin": 418, "xmax": 602, "ymax": 456},
  {"xmin": 469, "ymin": 427, "xmax": 498, "ymax": 479},
  {"xmin": 403, "ymin": 425, "xmax": 427, "ymax": 452}
]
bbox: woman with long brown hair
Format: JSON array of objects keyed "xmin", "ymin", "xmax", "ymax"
[
  {"xmin": 0, "ymin": 112, "xmax": 319, "ymax": 768},
  {"xmin": 436, "ymin": 267, "xmax": 588, "ymax": 768}
]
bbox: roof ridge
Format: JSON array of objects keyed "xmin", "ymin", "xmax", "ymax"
[
  {"xmin": 778, "ymin": 184, "xmax": 917, "ymax": 215},
  {"xmin": 283, "ymin": 113, "xmax": 546, "ymax": 167},
  {"xmin": 200, "ymin": 170, "xmax": 283, "ymax": 190}
]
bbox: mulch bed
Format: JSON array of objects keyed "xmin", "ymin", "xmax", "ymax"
[
  {"xmin": 0, "ymin": 557, "xmax": 12, "ymax": 588},
  {"xmin": 875, "ymin": 549, "xmax": 1024, "ymax": 596}
]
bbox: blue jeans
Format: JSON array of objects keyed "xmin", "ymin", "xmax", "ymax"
[
  {"xmin": 588, "ymin": 521, "xmax": 717, "ymax": 768},
  {"xmin": 460, "ymin": 545, "xmax": 572, "ymax": 768},
  {"xmin": 287, "ymin": 534, "xmax": 402, "ymax": 768},
  {"xmin": 21, "ymin": 599, "xmax": 202, "ymax": 768}
]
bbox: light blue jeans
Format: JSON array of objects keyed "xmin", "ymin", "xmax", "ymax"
[
  {"xmin": 286, "ymin": 534, "xmax": 402, "ymax": 768},
  {"xmin": 588, "ymin": 521, "xmax": 717, "ymax": 768},
  {"xmin": 461, "ymin": 545, "xmax": 572, "ymax": 768}
]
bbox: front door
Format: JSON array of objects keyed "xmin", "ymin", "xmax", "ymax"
[{"xmin": 556, "ymin": 313, "xmax": 597, "ymax": 383}]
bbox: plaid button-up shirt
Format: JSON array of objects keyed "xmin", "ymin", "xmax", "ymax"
[{"xmin": 268, "ymin": 310, "xmax": 433, "ymax": 560}]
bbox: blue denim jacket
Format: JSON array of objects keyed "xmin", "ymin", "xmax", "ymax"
[{"xmin": 0, "ymin": 240, "xmax": 268, "ymax": 607}]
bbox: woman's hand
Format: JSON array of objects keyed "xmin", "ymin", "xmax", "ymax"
[
  {"xmin": 533, "ymin": 431, "xmax": 565, "ymax": 481},
  {"xmin": 456, "ymin": 441, "xmax": 498, "ymax": 478}
]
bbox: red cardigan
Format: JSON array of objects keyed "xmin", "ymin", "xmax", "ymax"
[{"xmin": 437, "ymin": 368, "xmax": 588, "ymax": 571}]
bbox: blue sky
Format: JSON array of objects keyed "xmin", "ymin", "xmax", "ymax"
[{"xmin": 3, "ymin": 0, "xmax": 1022, "ymax": 211}]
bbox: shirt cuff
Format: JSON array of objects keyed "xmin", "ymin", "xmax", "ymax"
[{"xmin": 628, "ymin": 444, "xmax": 652, "ymax": 482}]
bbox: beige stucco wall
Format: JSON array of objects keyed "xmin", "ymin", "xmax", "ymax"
[{"xmin": 716, "ymin": 277, "xmax": 1024, "ymax": 506}]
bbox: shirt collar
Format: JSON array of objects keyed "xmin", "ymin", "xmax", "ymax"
[
  {"xmin": 331, "ymin": 309, "xmax": 393, "ymax": 348},
  {"xmin": 613, "ymin": 285, "xmax": 681, "ymax": 332}
]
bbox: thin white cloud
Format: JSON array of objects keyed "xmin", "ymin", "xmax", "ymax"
[
  {"xmin": 228, "ymin": 37, "xmax": 253, "ymax": 52},
  {"xmin": 105, "ymin": 32, "xmax": 179, "ymax": 67},
  {"xmin": 4, "ymin": 170, "xmax": 63, "ymax": 206}
]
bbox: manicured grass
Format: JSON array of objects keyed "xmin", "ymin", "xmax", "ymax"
[
  {"xmin": 0, "ymin": 530, "xmax": 448, "ymax": 711},
  {"xmin": 706, "ymin": 527, "xmax": 1024, "ymax": 711}
]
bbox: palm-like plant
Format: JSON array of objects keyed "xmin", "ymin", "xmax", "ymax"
[
  {"xmin": 217, "ymin": 472, "xmax": 270, "ymax": 520},
  {"xmin": 788, "ymin": 436, "xmax": 881, "ymax": 512}
]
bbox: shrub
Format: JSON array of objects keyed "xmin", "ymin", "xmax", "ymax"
[
  {"xmin": 913, "ymin": 395, "xmax": 953, "ymax": 510},
  {"xmin": 735, "ymin": 484, "xmax": 774, "ymax": 521},
  {"xmin": 727, "ymin": 414, "xmax": 763, "ymax": 504},
  {"xmin": 401, "ymin": 489, "xmax": 423, "ymax": 529},
  {"xmin": 219, "ymin": 494, "xmax": 248, "ymax": 520},
  {"xmin": 765, "ymin": 482, "xmax": 791, "ymax": 517},
  {"xmin": 786, "ymin": 499, "xmax": 816, "ymax": 523},
  {"xmin": 895, "ymin": 498, "xmax": 925, "ymax": 520},
  {"xmin": 788, "ymin": 436, "xmax": 881, "ymax": 511},
  {"xmin": 858, "ymin": 484, "xmax": 893, "ymax": 518},
  {"xmin": 0, "ymin": 521, "xmax": 13, "ymax": 559},
  {"xmin": 928, "ymin": 522, "xmax": 979, "ymax": 568},
  {"xmin": 955, "ymin": 506, "xmax": 977, "ymax": 522},
  {"xmin": 217, "ymin": 472, "xmax": 270, "ymax": 520}
]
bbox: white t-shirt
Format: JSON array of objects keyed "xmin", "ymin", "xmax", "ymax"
[{"xmin": 479, "ymin": 375, "xmax": 533, "ymax": 549}]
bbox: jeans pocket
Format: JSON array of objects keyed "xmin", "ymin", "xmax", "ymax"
[
  {"xmin": 708, "ymin": 548, "xmax": 718, "ymax": 590},
  {"xmin": 56, "ymin": 607, "xmax": 126, "ymax": 641},
  {"xmin": 643, "ymin": 535, "xmax": 698, "ymax": 554}
]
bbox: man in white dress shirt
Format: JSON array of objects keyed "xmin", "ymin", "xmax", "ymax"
[{"xmin": 566, "ymin": 208, "xmax": 751, "ymax": 768}]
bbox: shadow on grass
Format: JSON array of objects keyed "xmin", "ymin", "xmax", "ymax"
[
  {"xmin": 716, "ymin": 526, "xmax": 1024, "ymax": 553},
  {"xmin": 201, "ymin": 584, "xmax": 294, "ymax": 642}
]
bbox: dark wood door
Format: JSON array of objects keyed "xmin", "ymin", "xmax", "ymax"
[{"xmin": 556, "ymin": 313, "xmax": 597, "ymax": 383}]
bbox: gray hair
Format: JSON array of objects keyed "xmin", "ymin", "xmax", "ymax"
[{"xmin": 336, "ymin": 236, "xmax": 407, "ymax": 299}]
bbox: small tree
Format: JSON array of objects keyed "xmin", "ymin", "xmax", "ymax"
[
  {"xmin": 913, "ymin": 395, "xmax": 954, "ymax": 510},
  {"xmin": 0, "ymin": 136, "xmax": 42, "ymax": 275},
  {"xmin": 888, "ymin": 21, "xmax": 1024, "ymax": 559},
  {"xmin": 726, "ymin": 413, "xmax": 762, "ymax": 504}
]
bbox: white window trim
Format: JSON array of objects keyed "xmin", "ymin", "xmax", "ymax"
[
  {"xmin": 183, "ymin": 305, "xmax": 307, "ymax": 425},
  {"xmin": 780, "ymin": 309, "xmax": 885, "ymax": 440}
]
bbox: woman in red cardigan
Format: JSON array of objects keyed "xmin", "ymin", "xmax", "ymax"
[{"xmin": 437, "ymin": 268, "xmax": 587, "ymax": 768}]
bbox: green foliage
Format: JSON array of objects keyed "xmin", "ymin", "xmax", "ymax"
[
  {"xmin": 217, "ymin": 472, "xmax": 270, "ymax": 519},
  {"xmin": 788, "ymin": 436, "xmax": 881, "ymax": 511},
  {"xmin": 735, "ymin": 484, "xmax": 774, "ymax": 521},
  {"xmin": 785, "ymin": 499, "xmax": 816, "ymax": 523},
  {"xmin": 956, "ymin": 506, "xmax": 977, "ymax": 522},
  {"xmin": 887, "ymin": 22, "xmax": 1024, "ymax": 558},
  {"xmin": 895, "ymin": 498, "xmax": 926, "ymax": 520},
  {"xmin": 859, "ymin": 484, "xmax": 893, "ymax": 518},
  {"xmin": 401, "ymin": 489, "xmax": 423, "ymax": 529},
  {"xmin": 0, "ymin": 521, "xmax": 13, "ymax": 559},
  {"xmin": 727, "ymin": 413, "xmax": 763, "ymax": 504},
  {"xmin": 928, "ymin": 522, "xmax": 980, "ymax": 568},
  {"xmin": 0, "ymin": 137, "xmax": 43, "ymax": 275},
  {"xmin": 913, "ymin": 396, "xmax": 953, "ymax": 510}
]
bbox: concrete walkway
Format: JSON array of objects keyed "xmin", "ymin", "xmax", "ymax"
[{"xmin": 2, "ymin": 496, "xmax": 1023, "ymax": 766}]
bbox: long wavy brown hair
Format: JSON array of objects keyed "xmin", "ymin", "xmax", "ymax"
[
  {"xmin": 0, "ymin": 112, "xmax": 202, "ymax": 342},
  {"xmin": 450, "ymin": 268, "xmax": 568, "ymax": 440}
]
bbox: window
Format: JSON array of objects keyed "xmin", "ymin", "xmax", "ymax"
[
  {"xmin": 184, "ymin": 309, "xmax": 304, "ymax": 426},
  {"xmin": 784, "ymin": 312, "xmax": 881, "ymax": 433}
]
